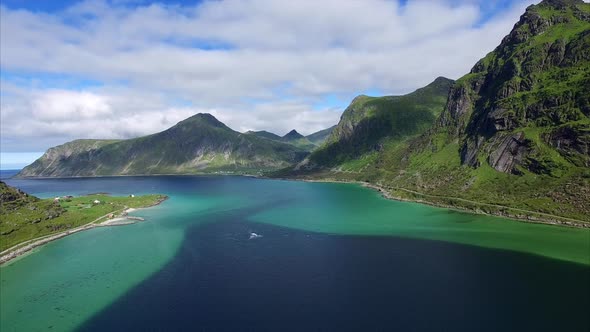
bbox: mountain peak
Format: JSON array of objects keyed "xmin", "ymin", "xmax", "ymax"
[
  {"xmin": 178, "ymin": 113, "xmax": 227, "ymax": 128},
  {"xmin": 432, "ymin": 76, "xmax": 453, "ymax": 84},
  {"xmin": 538, "ymin": 0, "xmax": 585, "ymax": 9},
  {"xmin": 283, "ymin": 129, "xmax": 304, "ymax": 141},
  {"xmin": 351, "ymin": 94, "xmax": 370, "ymax": 104},
  {"xmin": 425, "ymin": 76, "xmax": 454, "ymax": 90}
]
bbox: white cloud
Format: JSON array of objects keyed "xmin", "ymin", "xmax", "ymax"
[
  {"xmin": 0, "ymin": 86, "xmax": 342, "ymax": 151},
  {"xmin": 31, "ymin": 90, "xmax": 113, "ymax": 120},
  {"xmin": 0, "ymin": 0, "xmax": 538, "ymax": 152}
]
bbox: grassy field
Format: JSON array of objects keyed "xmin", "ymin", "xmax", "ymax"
[{"xmin": 0, "ymin": 191, "xmax": 166, "ymax": 251}]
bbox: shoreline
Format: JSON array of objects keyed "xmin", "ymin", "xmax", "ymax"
[
  {"xmin": 0, "ymin": 197, "xmax": 167, "ymax": 266},
  {"xmin": 279, "ymin": 177, "xmax": 590, "ymax": 229},
  {"xmin": 7, "ymin": 173, "xmax": 589, "ymax": 229}
]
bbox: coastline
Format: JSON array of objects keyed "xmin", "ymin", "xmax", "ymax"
[
  {"xmin": 0, "ymin": 196, "xmax": 167, "ymax": 266},
  {"xmin": 279, "ymin": 177, "xmax": 590, "ymax": 229},
  {"xmin": 9, "ymin": 173, "xmax": 589, "ymax": 229}
]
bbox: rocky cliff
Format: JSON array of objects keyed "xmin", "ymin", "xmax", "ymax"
[{"xmin": 440, "ymin": 0, "xmax": 590, "ymax": 174}]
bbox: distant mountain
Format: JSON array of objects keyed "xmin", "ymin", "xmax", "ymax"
[
  {"xmin": 282, "ymin": 130, "xmax": 305, "ymax": 141},
  {"xmin": 245, "ymin": 130, "xmax": 283, "ymax": 141},
  {"xmin": 247, "ymin": 127, "xmax": 336, "ymax": 151},
  {"xmin": 306, "ymin": 126, "xmax": 336, "ymax": 145},
  {"xmin": 18, "ymin": 114, "xmax": 308, "ymax": 177},
  {"xmin": 281, "ymin": 0, "xmax": 590, "ymax": 223}
]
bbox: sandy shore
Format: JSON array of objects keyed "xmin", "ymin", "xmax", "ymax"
[{"xmin": 0, "ymin": 198, "xmax": 166, "ymax": 265}]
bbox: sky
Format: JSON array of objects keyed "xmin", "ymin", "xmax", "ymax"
[{"xmin": 0, "ymin": 0, "xmax": 550, "ymax": 169}]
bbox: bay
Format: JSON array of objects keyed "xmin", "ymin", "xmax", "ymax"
[{"xmin": 1, "ymin": 175, "xmax": 588, "ymax": 331}]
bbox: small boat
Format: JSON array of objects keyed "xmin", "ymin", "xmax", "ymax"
[{"xmin": 249, "ymin": 232, "xmax": 263, "ymax": 240}]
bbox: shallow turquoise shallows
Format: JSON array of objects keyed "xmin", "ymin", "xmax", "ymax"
[{"xmin": 1, "ymin": 175, "xmax": 589, "ymax": 331}]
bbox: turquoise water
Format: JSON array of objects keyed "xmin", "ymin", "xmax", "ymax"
[{"xmin": 1, "ymin": 175, "xmax": 589, "ymax": 331}]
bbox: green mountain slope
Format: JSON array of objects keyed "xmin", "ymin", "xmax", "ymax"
[
  {"xmin": 280, "ymin": 0, "xmax": 590, "ymax": 224},
  {"xmin": 296, "ymin": 76, "xmax": 454, "ymax": 168},
  {"xmin": 18, "ymin": 114, "xmax": 308, "ymax": 177},
  {"xmin": 306, "ymin": 126, "xmax": 336, "ymax": 145}
]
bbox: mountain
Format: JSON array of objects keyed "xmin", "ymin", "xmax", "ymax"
[
  {"xmin": 282, "ymin": 129, "xmax": 305, "ymax": 141},
  {"xmin": 18, "ymin": 114, "xmax": 308, "ymax": 177},
  {"xmin": 245, "ymin": 130, "xmax": 283, "ymax": 141},
  {"xmin": 306, "ymin": 126, "xmax": 336, "ymax": 145},
  {"xmin": 247, "ymin": 127, "xmax": 334, "ymax": 151},
  {"xmin": 443, "ymin": 0, "xmax": 590, "ymax": 175},
  {"xmin": 281, "ymin": 0, "xmax": 590, "ymax": 224},
  {"xmin": 297, "ymin": 76, "xmax": 454, "ymax": 168}
]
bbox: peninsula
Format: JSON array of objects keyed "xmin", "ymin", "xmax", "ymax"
[{"xmin": 0, "ymin": 181, "xmax": 167, "ymax": 263}]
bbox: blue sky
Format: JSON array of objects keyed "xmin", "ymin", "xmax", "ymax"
[{"xmin": 1, "ymin": 0, "xmax": 543, "ymax": 169}]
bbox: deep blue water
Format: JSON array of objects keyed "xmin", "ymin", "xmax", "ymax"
[
  {"xmin": 80, "ymin": 220, "xmax": 589, "ymax": 332},
  {"xmin": 0, "ymin": 169, "xmax": 19, "ymax": 180},
  {"xmin": 2, "ymin": 174, "xmax": 589, "ymax": 331}
]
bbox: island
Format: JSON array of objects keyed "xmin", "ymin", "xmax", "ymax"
[{"xmin": 0, "ymin": 181, "xmax": 167, "ymax": 264}]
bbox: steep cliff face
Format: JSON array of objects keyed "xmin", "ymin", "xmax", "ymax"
[
  {"xmin": 18, "ymin": 114, "xmax": 308, "ymax": 177},
  {"xmin": 440, "ymin": 0, "xmax": 590, "ymax": 174},
  {"xmin": 18, "ymin": 140, "xmax": 121, "ymax": 177}
]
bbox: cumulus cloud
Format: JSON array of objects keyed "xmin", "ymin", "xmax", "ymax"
[
  {"xmin": 0, "ymin": 0, "xmax": 538, "ymax": 153},
  {"xmin": 0, "ymin": 85, "xmax": 342, "ymax": 151},
  {"xmin": 31, "ymin": 90, "xmax": 113, "ymax": 120}
]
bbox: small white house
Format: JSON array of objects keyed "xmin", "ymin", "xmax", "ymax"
[
  {"xmin": 54, "ymin": 197, "xmax": 60, "ymax": 202},
  {"xmin": 93, "ymin": 200, "xmax": 101, "ymax": 204}
]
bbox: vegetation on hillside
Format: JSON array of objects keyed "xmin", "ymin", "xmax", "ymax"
[
  {"xmin": 0, "ymin": 181, "xmax": 166, "ymax": 251},
  {"xmin": 302, "ymin": 76, "xmax": 454, "ymax": 167},
  {"xmin": 278, "ymin": 0, "xmax": 590, "ymax": 224},
  {"xmin": 17, "ymin": 114, "xmax": 309, "ymax": 177}
]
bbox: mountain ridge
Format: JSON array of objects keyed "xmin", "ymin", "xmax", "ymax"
[{"xmin": 17, "ymin": 113, "xmax": 309, "ymax": 177}]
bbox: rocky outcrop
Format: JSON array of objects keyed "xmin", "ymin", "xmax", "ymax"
[
  {"xmin": 545, "ymin": 123, "xmax": 590, "ymax": 167},
  {"xmin": 0, "ymin": 181, "xmax": 39, "ymax": 211},
  {"xmin": 437, "ymin": 0, "xmax": 590, "ymax": 174},
  {"xmin": 487, "ymin": 133, "xmax": 530, "ymax": 174},
  {"xmin": 438, "ymin": 80, "xmax": 480, "ymax": 135}
]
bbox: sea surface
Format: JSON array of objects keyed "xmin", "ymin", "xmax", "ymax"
[{"xmin": 1, "ymin": 171, "xmax": 589, "ymax": 331}]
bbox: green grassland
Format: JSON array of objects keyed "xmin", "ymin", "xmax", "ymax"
[{"xmin": 1, "ymin": 184, "xmax": 166, "ymax": 251}]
